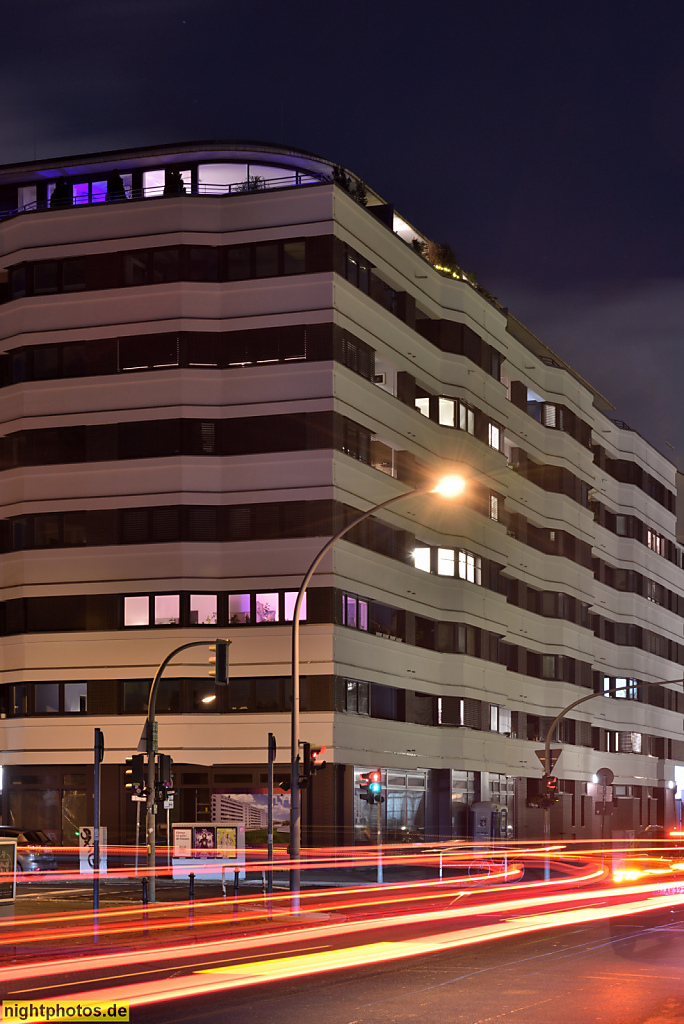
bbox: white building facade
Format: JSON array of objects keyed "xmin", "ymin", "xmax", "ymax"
[{"xmin": 0, "ymin": 141, "xmax": 682, "ymax": 845}]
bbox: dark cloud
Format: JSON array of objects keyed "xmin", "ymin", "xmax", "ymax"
[{"xmin": 2, "ymin": 0, "xmax": 684, "ymax": 469}]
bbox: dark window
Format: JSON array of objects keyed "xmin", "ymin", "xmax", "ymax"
[
  {"xmin": 62, "ymin": 258, "xmax": 86, "ymax": 292},
  {"xmin": 123, "ymin": 253, "xmax": 149, "ymax": 286},
  {"xmin": 227, "ymin": 246, "xmax": 251, "ymax": 280},
  {"xmin": 283, "ymin": 240, "xmax": 306, "ymax": 275},
  {"xmin": 255, "ymin": 243, "xmax": 279, "ymax": 278},
  {"xmin": 32, "ymin": 346, "xmax": 60, "ymax": 380},
  {"xmin": 151, "ymin": 248, "xmax": 180, "ymax": 284},
  {"xmin": 188, "ymin": 247, "xmax": 219, "ymax": 282},
  {"xmin": 10, "ymin": 266, "xmax": 26, "ymax": 300},
  {"xmin": 33, "ymin": 262, "xmax": 60, "ymax": 295}
]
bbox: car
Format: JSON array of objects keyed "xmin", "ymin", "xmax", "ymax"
[{"xmin": 0, "ymin": 828, "xmax": 58, "ymax": 873}]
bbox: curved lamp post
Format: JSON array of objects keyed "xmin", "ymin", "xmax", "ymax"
[
  {"xmin": 289, "ymin": 473, "xmax": 466, "ymax": 909},
  {"xmin": 541, "ymin": 676, "xmax": 684, "ymax": 849}
]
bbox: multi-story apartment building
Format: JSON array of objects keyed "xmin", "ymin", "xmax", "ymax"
[{"xmin": 0, "ymin": 141, "xmax": 682, "ymax": 847}]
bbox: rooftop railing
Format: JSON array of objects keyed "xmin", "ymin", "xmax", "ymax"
[{"xmin": 0, "ymin": 172, "xmax": 331, "ymax": 223}]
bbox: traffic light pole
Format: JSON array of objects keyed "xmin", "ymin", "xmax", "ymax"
[
  {"xmin": 290, "ymin": 485, "xmax": 435, "ymax": 911},
  {"xmin": 145, "ymin": 639, "xmax": 229, "ymax": 904}
]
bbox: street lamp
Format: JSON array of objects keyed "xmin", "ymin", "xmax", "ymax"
[{"xmin": 289, "ymin": 472, "xmax": 466, "ymax": 908}]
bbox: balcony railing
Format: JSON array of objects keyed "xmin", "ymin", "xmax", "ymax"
[{"xmin": 0, "ymin": 173, "xmax": 330, "ymax": 223}]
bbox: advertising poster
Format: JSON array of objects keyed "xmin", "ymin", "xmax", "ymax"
[
  {"xmin": 216, "ymin": 826, "xmax": 238, "ymax": 858},
  {"xmin": 210, "ymin": 789, "xmax": 290, "ymax": 845},
  {"xmin": 173, "ymin": 827, "xmax": 192, "ymax": 858},
  {"xmin": 193, "ymin": 826, "xmax": 215, "ymax": 858}
]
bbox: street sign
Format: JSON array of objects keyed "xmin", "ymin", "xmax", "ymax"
[
  {"xmin": 131, "ymin": 794, "xmax": 146, "ymax": 802},
  {"xmin": 596, "ymin": 767, "xmax": 614, "ymax": 785},
  {"xmin": 164, "ymin": 796, "xmax": 174, "ymax": 810},
  {"xmin": 535, "ymin": 748, "xmax": 562, "ymax": 770},
  {"xmin": 595, "ymin": 803, "xmax": 614, "ymax": 816}
]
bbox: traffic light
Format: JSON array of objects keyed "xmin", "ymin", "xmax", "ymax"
[
  {"xmin": 125, "ymin": 754, "xmax": 145, "ymax": 792},
  {"xmin": 360, "ymin": 769, "xmax": 384, "ymax": 804},
  {"xmin": 301, "ymin": 742, "xmax": 327, "ymax": 786},
  {"xmin": 208, "ymin": 639, "xmax": 230, "ymax": 684},
  {"xmin": 157, "ymin": 753, "xmax": 173, "ymax": 788},
  {"xmin": 532, "ymin": 774, "xmax": 559, "ymax": 809}
]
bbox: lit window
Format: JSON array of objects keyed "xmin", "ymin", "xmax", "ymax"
[
  {"xmin": 499, "ymin": 708, "xmax": 512, "ymax": 734},
  {"xmin": 64, "ymin": 682, "xmax": 87, "ymax": 713},
  {"xmin": 542, "ymin": 655, "xmax": 556, "ymax": 679},
  {"xmin": 459, "ymin": 403, "xmax": 475, "ymax": 434},
  {"xmin": 543, "ymin": 404, "xmax": 557, "ymax": 428},
  {"xmin": 124, "ymin": 596, "xmax": 149, "ymax": 627},
  {"xmin": 489, "ymin": 495, "xmax": 499, "ymax": 521},
  {"xmin": 437, "ymin": 548, "xmax": 455, "ymax": 576},
  {"xmin": 229, "ymin": 594, "xmax": 251, "ymax": 624},
  {"xmin": 73, "ymin": 183, "xmax": 89, "ymax": 206},
  {"xmin": 490, "ymin": 705, "xmax": 499, "ymax": 731},
  {"xmin": 155, "ymin": 594, "xmax": 180, "ymax": 625},
  {"xmin": 91, "ymin": 181, "xmax": 107, "ymax": 203},
  {"xmin": 413, "ymin": 548, "xmax": 431, "ymax": 573},
  {"xmin": 284, "ymin": 591, "xmax": 307, "ymax": 622},
  {"xmin": 415, "ymin": 397, "xmax": 430, "ymax": 418},
  {"xmin": 343, "ymin": 595, "xmax": 369, "ymax": 630},
  {"xmin": 488, "ymin": 422, "xmax": 501, "ymax": 450},
  {"xmin": 143, "ymin": 169, "xmax": 165, "ymax": 196},
  {"xmin": 457, "ymin": 550, "xmax": 481, "ymax": 585},
  {"xmin": 256, "ymin": 593, "xmax": 279, "ymax": 623},
  {"xmin": 190, "ymin": 594, "xmax": 217, "ymax": 625},
  {"xmin": 438, "ymin": 398, "xmax": 455, "ymax": 427},
  {"xmin": 647, "ymin": 528, "xmax": 664, "ymax": 555}
]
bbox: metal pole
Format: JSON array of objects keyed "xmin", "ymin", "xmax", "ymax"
[
  {"xmin": 134, "ymin": 799, "xmax": 140, "ymax": 875},
  {"xmin": 376, "ymin": 797, "xmax": 383, "ymax": 885},
  {"xmin": 146, "ymin": 639, "xmax": 230, "ymax": 903},
  {"xmin": 93, "ymin": 728, "xmax": 103, "ymax": 928},
  {"xmin": 290, "ymin": 484, "xmax": 433, "ymax": 908},
  {"xmin": 268, "ymin": 733, "xmax": 275, "ymax": 916}
]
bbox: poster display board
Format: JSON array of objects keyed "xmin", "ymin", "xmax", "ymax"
[
  {"xmin": 79, "ymin": 826, "xmax": 108, "ymax": 875},
  {"xmin": 172, "ymin": 822, "xmax": 245, "ymax": 880}
]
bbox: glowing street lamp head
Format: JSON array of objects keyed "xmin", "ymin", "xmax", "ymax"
[
  {"xmin": 202, "ymin": 693, "xmax": 217, "ymax": 704},
  {"xmin": 432, "ymin": 474, "xmax": 465, "ymax": 498}
]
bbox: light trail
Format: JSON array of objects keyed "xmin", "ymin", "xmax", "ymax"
[{"xmin": 11, "ymin": 886, "xmax": 684, "ymax": 1010}]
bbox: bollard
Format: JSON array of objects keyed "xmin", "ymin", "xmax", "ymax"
[
  {"xmin": 141, "ymin": 877, "xmax": 148, "ymax": 905},
  {"xmin": 233, "ymin": 867, "xmax": 239, "ymax": 920},
  {"xmin": 188, "ymin": 872, "xmax": 195, "ymax": 901}
]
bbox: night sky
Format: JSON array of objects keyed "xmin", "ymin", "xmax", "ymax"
[{"xmin": 3, "ymin": 1, "xmax": 683, "ymax": 469}]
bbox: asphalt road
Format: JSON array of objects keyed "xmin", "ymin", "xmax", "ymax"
[{"xmin": 135, "ymin": 918, "xmax": 684, "ymax": 1024}]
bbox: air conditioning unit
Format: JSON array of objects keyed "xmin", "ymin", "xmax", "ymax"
[{"xmin": 373, "ymin": 372, "xmax": 386, "ymax": 385}]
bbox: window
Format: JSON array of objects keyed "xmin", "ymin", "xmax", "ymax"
[
  {"xmin": 437, "ymin": 548, "xmax": 455, "ymax": 576},
  {"xmin": 604, "ymin": 676, "xmax": 639, "ymax": 700},
  {"xmin": 227, "ymin": 246, "xmax": 251, "ymax": 280},
  {"xmin": 414, "ymin": 397, "xmax": 430, "ymax": 418},
  {"xmin": 255, "ymin": 243, "xmax": 279, "ymax": 278},
  {"xmin": 489, "ymin": 705, "xmax": 499, "ymax": 731},
  {"xmin": 438, "ymin": 398, "xmax": 455, "ymax": 427},
  {"xmin": 284, "ymin": 592, "xmax": 307, "ymax": 622},
  {"xmin": 188, "ymin": 247, "xmax": 219, "ymax": 282},
  {"xmin": 489, "ymin": 494, "xmax": 499, "ymax": 521},
  {"xmin": 124, "ymin": 596, "xmax": 149, "ymax": 627},
  {"xmin": 457, "ymin": 550, "xmax": 481, "ymax": 585},
  {"xmin": 542, "ymin": 655, "xmax": 557, "ymax": 679},
  {"xmin": 35, "ymin": 683, "xmax": 60, "ymax": 714},
  {"xmin": 345, "ymin": 679, "xmax": 370, "ymax": 715},
  {"xmin": 647, "ymin": 528, "xmax": 665, "ymax": 555},
  {"xmin": 498, "ymin": 707, "xmax": 512, "ymax": 734},
  {"xmin": 229, "ymin": 594, "xmax": 251, "ymax": 624},
  {"xmin": 458, "ymin": 402, "xmax": 475, "ymax": 434},
  {"xmin": 255, "ymin": 593, "xmax": 278, "ymax": 623},
  {"xmin": 488, "ymin": 422, "xmax": 502, "ymax": 450},
  {"xmin": 342, "ymin": 594, "xmax": 369, "ymax": 630},
  {"xmin": 64, "ymin": 682, "xmax": 87, "ymax": 713},
  {"xmin": 154, "ymin": 595, "xmax": 180, "ymax": 625},
  {"xmin": 190, "ymin": 594, "xmax": 217, "ymax": 625},
  {"xmin": 33, "ymin": 262, "xmax": 60, "ymax": 295},
  {"xmin": 123, "ymin": 253, "xmax": 149, "ymax": 286},
  {"xmin": 413, "ymin": 547, "xmax": 431, "ymax": 573},
  {"xmin": 283, "ymin": 241, "xmax": 306, "ymax": 275}
]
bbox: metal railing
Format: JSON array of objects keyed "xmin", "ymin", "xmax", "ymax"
[{"xmin": 0, "ymin": 173, "xmax": 330, "ymax": 223}]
